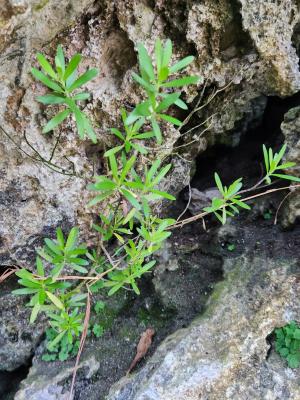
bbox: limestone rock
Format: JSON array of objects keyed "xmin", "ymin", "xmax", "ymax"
[
  {"xmin": 280, "ymin": 106, "xmax": 300, "ymax": 227},
  {"xmin": 108, "ymin": 238, "xmax": 300, "ymax": 399},
  {"xmin": 0, "ymin": 280, "xmax": 45, "ymax": 371}
]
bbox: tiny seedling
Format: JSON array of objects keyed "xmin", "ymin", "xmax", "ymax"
[
  {"xmin": 275, "ymin": 321, "xmax": 300, "ymax": 368},
  {"xmin": 263, "ymin": 209, "xmax": 273, "ymax": 220},
  {"xmin": 31, "ymin": 45, "xmax": 98, "ymax": 142},
  {"xmin": 227, "ymin": 243, "xmax": 235, "ymax": 252}
]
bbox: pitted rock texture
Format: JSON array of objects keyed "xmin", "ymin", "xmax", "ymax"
[
  {"xmin": 1, "ymin": 0, "xmax": 300, "ymax": 263},
  {"xmin": 1, "ymin": 0, "xmax": 300, "ymax": 393},
  {"xmin": 0, "ymin": 278, "xmax": 45, "ymax": 371},
  {"xmin": 108, "ymin": 227, "xmax": 300, "ymax": 400},
  {"xmin": 280, "ymin": 106, "xmax": 300, "ymax": 227}
]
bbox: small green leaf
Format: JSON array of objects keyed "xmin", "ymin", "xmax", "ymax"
[
  {"xmin": 46, "ymin": 291, "xmax": 64, "ymax": 310},
  {"xmin": 87, "ymin": 192, "xmax": 112, "ymax": 207},
  {"xmin": 174, "ymin": 98, "xmax": 188, "ymax": 110},
  {"xmin": 36, "ymin": 53, "xmax": 57, "ymax": 80},
  {"xmin": 42, "ymin": 109, "xmax": 71, "ymax": 133},
  {"xmin": 162, "ymin": 39, "xmax": 172, "ymax": 69},
  {"xmin": 30, "ymin": 303, "xmax": 41, "ymax": 323},
  {"xmin": 55, "ymin": 45, "xmax": 65, "ymax": 75},
  {"xmin": 121, "ymin": 188, "xmax": 141, "ymax": 210},
  {"xmin": 72, "ymin": 92, "xmax": 91, "ymax": 101},
  {"xmin": 214, "ymin": 173, "xmax": 224, "ymax": 195},
  {"xmin": 137, "ymin": 43, "xmax": 155, "ymax": 81},
  {"xmin": 158, "ymin": 113, "xmax": 182, "ymax": 126},
  {"xmin": 67, "ymin": 68, "xmax": 98, "ymax": 92},
  {"xmin": 56, "ymin": 228, "xmax": 65, "ymax": 249},
  {"xmin": 262, "ymin": 144, "xmax": 269, "ymax": 173},
  {"xmin": 47, "ymin": 330, "xmax": 66, "ymax": 351},
  {"xmin": 92, "ymin": 323, "xmax": 104, "ymax": 338},
  {"xmin": 31, "ymin": 68, "xmax": 64, "ymax": 93},
  {"xmin": 162, "ymin": 76, "xmax": 199, "ymax": 88},
  {"xmin": 111, "ymin": 128, "xmax": 125, "ymax": 141},
  {"xmin": 65, "ymin": 227, "xmax": 79, "ymax": 252},
  {"xmin": 132, "ymin": 72, "xmax": 155, "ymax": 92},
  {"xmin": 36, "ymin": 257, "xmax": 44, "ymax": 276},
  {"xmin": 151, "ymin": 116, "xmax": 162, "ymax": 144},
  {"xmin": 156, "ymin": 92, "xmax": 181, "ymax": 112},
  {"xmin": 272, "ymin": 174, "xmax": 300, "ymax": 182},
  {"xmin": 64, "ymin": 53, "xmax": 82, "ymax": 80},
  {"xmin": 169, "ymin": 56, "xmax": 195, "ymax": 74},
  {"xmin": 12, "ymin": 288, "xmax": 39, "ymax": 295},
  {"xmin": 36, "ymin": 94, "xmax": 65, "ymax": 105},
  {"xmin": 104, "ymin": 146, "xmax": 123, "ymax": 157}
]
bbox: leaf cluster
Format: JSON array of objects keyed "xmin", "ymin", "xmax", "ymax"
[
  {"xmin": 205, "ymin": 144, "xmax": 300, "ymax": 224},
  {"xmin": 203, "ymin": 173, "xmax": 250, "ymax": 224},
  {"xmin": 13, "ymin": 227, "xmax": 91, "ymax": 349},
  {"xmin": 263, "ymin": 144, "xmax": 300, "ymax": 184},
  {"xmin": 32, "ymin": 45, "xmax": 98, "ymax": 142},
  {"xmin": 275, "ymin": 321, "xmax": 300, "ymax": 368},
  {"xmin": 126, "ymin": 39, "xmax": 200, "ymax": 144}
]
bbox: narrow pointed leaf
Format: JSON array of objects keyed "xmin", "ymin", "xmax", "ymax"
[
  {"xmin": 36, "ymin": 53, "xmax": 57, "ymax": 79},
  {"xmin": 137, "ymin": 43, "xmax": 155, "ymax": 81},
  {"xmin": 64, "ymin": 53, "xmax": 82, "ymax": 80},
  {"xmin": 169, "ymin": 56, "xmax": 195, "ymax": 73},
  {"xmin": 42, "ymin": 109, "xmax": 71, "ymax": 133},
  {"xmin": 31, "ymin": 68, "xmax": 64, "ymax": 92},
  {"xmin": 68, "ymin": 68, "xmax": 98, "ymax": 92},
  {"xmin": 162, "ymin": 76, "xmax": 199, "ymax": 88}
]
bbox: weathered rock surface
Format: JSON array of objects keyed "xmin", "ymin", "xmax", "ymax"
[
  {"xmin": 2, "ymin": 0, "xmax": 300, "ymax": 262},
  {"xmin": 0, "ymin": 278, "xmax": 45, "ymax": 371},
  {"xmin": 1, "ymin": 0, "xmax": 300, "ymax": 398},
  {"xmin": 281, "ymin": 106, "xmax": 300, "ymax": 227},
  {"xmin": 108, "ymin": 224, "xmax": 300, "ymax": 400}
]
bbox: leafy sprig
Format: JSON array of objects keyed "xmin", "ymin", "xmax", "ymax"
[
  {"xmin": 263, "ymin": 144, "xmax": 300, "ymax": 184},
  {"xmin": 203, "ymin": 173, "xmax": 250, "ymax": 225},
  {"xmin": 32, "ymin": 45, "xmax": 98, "ymax": 142},
  {"xmin": 126, "ymin": 39, "xmax": 200, "ymax": 143},
  {"xmin": 204, "ymin": 144, "xmax": 300, "ymax": 224}
]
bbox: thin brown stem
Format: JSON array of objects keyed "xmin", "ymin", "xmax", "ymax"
[
  {"xmin": 69, "ymin": 287, "xmax": 91, "ymax": 400},
  {"xmin": 170, "ymin": 184, "xmax": 300, "ymax": 230}
]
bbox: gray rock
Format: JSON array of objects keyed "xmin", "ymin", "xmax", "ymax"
[
  {"xmin": 108, "ymin": 246, "xmax": 300, "ymax": 399},
  {"xmin": 0, "ymin": 281, "xmax": 45, "ymax": 371},
  {"xmin": 184, "ymin": 187, "xmax": 220, "ymax": 215},
  {"xmin": 280, "ymin": 106, "xmax": 300, "ymax": 227},
  {"xmin": 1, "ymin": 0, "xmax": 300, "ymax": 397}
]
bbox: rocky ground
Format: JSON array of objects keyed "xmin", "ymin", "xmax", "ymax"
[{"xmin": 1, "ymin": 0, "xmax": 300, "ymax": 399}]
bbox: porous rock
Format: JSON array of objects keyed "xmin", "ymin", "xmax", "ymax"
[{"xmin": 108, "ymin": 248, "xmax": 300, "ymax": 400}]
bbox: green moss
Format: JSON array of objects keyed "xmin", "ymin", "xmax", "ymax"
[
  {"xmin": 137, "ymin": 302, "xmax": 176, "ymax": 329},
  {"xmin": 95, "ymin": 306, "xmax": 118, "ymax": 330},
  {"xmin": 33, "ymin": 0, "xmax": 49, "ymax": 12}
]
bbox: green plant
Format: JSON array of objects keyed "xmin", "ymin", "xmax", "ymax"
[
  {"xmin": 275, "ymin": 321, "xmax": 300, "ymax": 368},
  {"xmin": 42, "ymin": 327, "xmax": 80, "ymax": 362},
  {"xmin": 13, "ymin": 39, "xmax": 199, "ymax": 360},
  {"xmin": 11, "ymin": 38, "xmax": 300, "ymax": 386},
  {"xmin": 125, "ymin": 39, "xmax": 199, "ymax": 144},
  {"xmin": 31, "ymin": 44, "xmax": 98, "ymax": 142},
  {"xmin": 203, "ymin": 144, "xmax": 300, "ymax": 225},
  {"xmin": 263, "ymin": 209, "xmax": 273, "ymax": 220},
  {"xmin": 203, "ymin": 174, "xmax": 250, "ymax": 225},
  {"xmin": 263, "ymin": 144, "xmax": 300, "ymax": 184},
  {"xmin": 227, "ymin": 243, "xmax": 235, "ymax": 252},
  {"xmin": 92, "ymin": 323, "xmax": 104, "ymax": 338}
]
